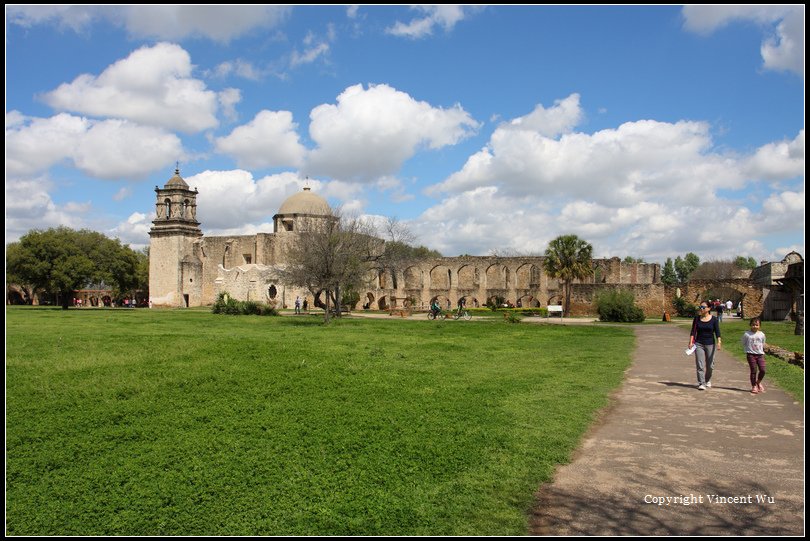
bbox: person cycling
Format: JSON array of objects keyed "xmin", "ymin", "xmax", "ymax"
[
  {"xmin": 430, "ymin": 299, "xmax": 442, "ymax": 318},
  {"xmin": 456, "ymin": 297, "xmax": 466, "ymax": 315}
]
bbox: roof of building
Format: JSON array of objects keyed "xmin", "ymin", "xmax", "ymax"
[
  {"xmin": 277, "ymin": 187, "xmax": 331, "ymax": 216},
  {"xmin": 165, "ymin": 168, "xmax": 189, "ymax": 189}
]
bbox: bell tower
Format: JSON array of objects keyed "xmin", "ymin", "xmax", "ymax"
[{"xmin": 148, "ymin": 168, "xmax": 203, "ymax": 307}]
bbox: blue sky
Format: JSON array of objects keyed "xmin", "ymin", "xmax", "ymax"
[{"xmin": 5, "ymin": 5, "xmax": 804, "ymax": 263}]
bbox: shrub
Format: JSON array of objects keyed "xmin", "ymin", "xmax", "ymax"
[
  {"xmin": 595, "ymin": 290, "xmax": 645, "ymax": 323},
  {"xmin": 673, "ymin": 296, "xmax": 698, "ymax": 318},
  {"xmin": 503, "ymin": 310, "xmax": 522, "ymax": 324},
  {"xmin": 212, "ymin": 292, "xmax": 278, "ymax": 316}
]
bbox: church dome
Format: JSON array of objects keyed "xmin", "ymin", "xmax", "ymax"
[{"xmin": 277, "ymin": 187, "xmax": 330, "ymax": 216}]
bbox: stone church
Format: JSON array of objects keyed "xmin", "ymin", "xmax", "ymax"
[{"xmin": 148, "ymin": 169, "xmax": 662, "ymax": 311}]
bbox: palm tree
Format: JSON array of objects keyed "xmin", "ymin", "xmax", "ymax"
[{"xmin": 543, "ymin": 234, "xmax": 594, "ymax": 317}]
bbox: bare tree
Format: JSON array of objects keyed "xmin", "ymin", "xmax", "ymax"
[
  {"xmin": 370, "ymin": 217, "xmax": 440, "ymax": 290},
  {"xmin": 278, "ymin": 209, "xmax": 382, "ymax": 323}
]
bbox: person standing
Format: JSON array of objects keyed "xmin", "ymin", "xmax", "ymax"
[
  {"xmin": 689, "ymin": 301, "xmax": 722, "ymax": 390},
  {"xmin": 294, "ymin": 296, "xmax": 301, "ymax": 315},
  {"xmin": 742, "ymin": 318, "xmax": 767, "ymax": 394}
]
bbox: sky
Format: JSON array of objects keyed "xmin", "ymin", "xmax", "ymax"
[{"xmin": 5, "ymin": 5, "xmax": 805, "ymax": 264}]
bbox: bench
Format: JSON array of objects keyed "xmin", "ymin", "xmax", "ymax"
[{"xmin": 547, "ymin": 305, "xmax": 563, "ymax": 318}]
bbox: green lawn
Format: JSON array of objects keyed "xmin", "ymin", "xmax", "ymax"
[{"xmin": 6, "ymin": 308, "xmax": 635, "ymax": 536}]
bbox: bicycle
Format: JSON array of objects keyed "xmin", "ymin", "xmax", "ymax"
[
  {"xmin": 453, "ymin": 308, "xmax": 472, "ymax": 321},
  {"xmin": 427, "ymin": 308, "xmax": 443, "ymax": 320}
]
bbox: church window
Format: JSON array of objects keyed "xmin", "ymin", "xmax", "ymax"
[
  {"xmin": 268, "ymin": 285, "xmax": 277, "ymax": 299},
  {"xmin": 164, "ymin": 199, "xmax": 171, "ymax": 219}
]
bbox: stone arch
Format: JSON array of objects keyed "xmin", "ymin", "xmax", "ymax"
[
  {"xmin": 430, "ymin": 265, "xmax": 451, "ymax": 290},
  {"xmin": 517, "ymin": 294, "xmax": 540, "ymax": 308},
  {"xmin": 486, "ymin": 264, "xmax": 509, "ymax": 289},
  {"xmin": 516, "ymin": 264, "xmax": 541, "ymax": 289},
  {"xmin": 363, "ymin": 292, "xmax": 375, "ymax": 310},
  {"xmin": 431, "ymin": 295, "xmax": 451, "ymax": 310},
  {"xmin": 404, "ymin": 266, "xmax": 423, "ymax": 289},
  {"xmin": 457, "ymin": 264, "xmax": 479, "ymax": 289},
  {"xmin": 378, "ymin": 295, "xmax": 389, "ymax": 310}
]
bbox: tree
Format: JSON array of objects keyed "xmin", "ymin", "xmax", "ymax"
[
  {"xmin": 279, "ymin": 210, "xmax": 382, "ymax": 323},
  {"xmin": 674, "ymin": 252, "xmax": 700, "ymax": 282},
  {"xmin": 372, "ymin": 217, "xmax": 440, "ymax": 289},
  {"xmin": 6, "ymin": 227, "xmax": 142, "ymax": 309},
  {"xmin": 661, "ymin": 258, "xmax": 678, "ymax": 285},
  {"xmin": 543, "ymin": 234, "xmax": 593, "ymax": 317},
  {"xmin": 734, "ymin": 256, "xmax": 758, "ymax": 270}
]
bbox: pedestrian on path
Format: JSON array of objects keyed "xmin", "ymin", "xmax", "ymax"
[
  {"xmin": 742, "ymin": 317, "xmax": 767, "ymax": 394},
  {"xmin": 689, "ymin": 301, "xmax": 722, "ymax": 390}
]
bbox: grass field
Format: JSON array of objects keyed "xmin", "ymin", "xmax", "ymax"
[{"xmin": 6, "ymin": 308, "xmax": 635, "ymax": 536}]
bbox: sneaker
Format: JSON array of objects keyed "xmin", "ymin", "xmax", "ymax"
[
  {"xmin": 698, "ymin": 384, "xmax": 706, "ymax": 391},
  {"xmin": 705, "ymin": 381, "xmax": 712, "ymax": 389}
]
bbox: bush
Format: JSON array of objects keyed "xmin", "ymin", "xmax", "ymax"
[
  {"xmin": 595, "ymin": 290, "xmax": 645, "ymax": 323},
  {"xmin": 503, "ymin": 310, "xmax": 522, "ymax": 324},
  {"xmin": 673, "ymin": 296, "xmax": 698, "ymax": 318},
  {"xmin": 212, "ymin": 292, "xmax": 278, "ymax": 316}
]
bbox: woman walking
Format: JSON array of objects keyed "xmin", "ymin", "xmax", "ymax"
[{"xmin": 689, "ymin": 301, "xmax": 722, "ymax": 390}]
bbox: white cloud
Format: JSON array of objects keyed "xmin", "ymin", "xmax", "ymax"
[
  {"xmin": 682, "ymin": 5, "xmax": 804, "ymax": 76},
  {"xmin": 506, "ymin": 93, "xmax": 584, "ymax": 137},
  {"xmin": 214, "ymin": 110, "xmax": 307, "ymax": 169},
  {"xmin": 418, "ymin": 95, "xmax": 805, "ymax": 261},
  {"xmin": 110, "ymin": 212, "xmax": 154, "ymax": 249},
  {"xmin": 386, "ymin": 6, "xmax": 476, "ymax": 39},
  {"xmin": 432, "ymin": 98, "xmax": 745, "ymax": 208},
  {"xmin": 7, "ymin": 5, "xmax": 290, "ymax": 43},
  {"xmin": 6, "ymin": 112, "xmax": 183, "ymax": 180},
  {"xmin": 41, "ymin": 43, "xmax": 220, "ymax": 133},
  {"xmin": 306, "ymin": 83, "xmax": 479, "ymax": 180},
  {"xmin": 744, "ymin": 130, "xmax": 805, "ymax": 180},
  {"xmin": 218, "ymin": 88, "xmax": 242, "ymax": 123},
  {"xmin": 4, "ymin": 177, "xmax": 91, "ymax": 243},
  {"xmin": 189, "ymin": 170, "xmax": 313, "ymax": 231}
]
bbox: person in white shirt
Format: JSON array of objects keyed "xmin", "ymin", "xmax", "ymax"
[{"xmin": 741, "ymin": 318, "xmax": 767, "ymax": 394}]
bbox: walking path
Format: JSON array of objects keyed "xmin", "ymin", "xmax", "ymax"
[{"xmin": 530, "ymin": 324, "xmax": 804, "ymax": 535}]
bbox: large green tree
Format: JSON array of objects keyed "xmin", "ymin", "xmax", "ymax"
[
  {"xmin": 543, "ymin": 234, "xmax": 594, "ymax": 317},
  {"xmin": 674, "ymin": 252, "xmax": 700, "ymax": 282},
  {"xmin": 6, "ymin": 227, "xmax": 142, "ymax": 309},
  {"xmin": 661, "ymin": 257, "xmax": 678, "ymax": 285}
]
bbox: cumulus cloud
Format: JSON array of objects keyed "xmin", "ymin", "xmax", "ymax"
[
  {"xmin": 6, "ymin": 112, "xmax": 183, "ymax": 180},
  {"xmin": 505, "ymin": 93, "xmax": 584, "ymax": 137},
  {"xmin": 386, "ymin": 6, "xmax": 477, "ymax": 39},
  {"xmin": 744, "ymin": 130, "xmax": 805, "ymax": 180},
  {"xmin": 432, "ymin": 97, "xmax": 744, "ymax": 208},
  {"xmin": 7, "ymin": 5, "xmax": 290, "ymax": 43},
  {"xmin": 41, "ymin": 43, "xmax": 220, "ymax": 133},
  {"xmin": 306, "ymin": 83, "xmax": 479, "ymax": 180},
  {"xmin": 419, "ymin": 95, "xmax": 805, "ymax": 260},
  {"xmin": 4, "ymin": 177, "xmax": 92, "ymax": 243},
  {"xmin": 682, "ymin": 5, "xmax": 804, "ymax": 76},
  {"xmin": 110, "ymin": 212, "xmax": 153, "ymax": 250},
  {"xmin": 189, "ymin": 170, "xmax": 316, "ymax": 231},
  {"xmin": 214, "ymin": 110, "xmax": 307, "ymax": 169}
]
